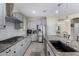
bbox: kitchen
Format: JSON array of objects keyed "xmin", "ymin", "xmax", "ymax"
[{"xmin": 0, "ymin": 3, "xmax": 79, "ymax": 56}]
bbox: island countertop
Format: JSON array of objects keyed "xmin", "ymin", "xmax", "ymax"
[{"xmin": 47, "ymin": 35, "xmax": 79, "ymax": 56}]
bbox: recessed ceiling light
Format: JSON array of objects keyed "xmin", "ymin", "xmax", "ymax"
[
  {"xmin": 56, "ymin": 10, "xmax": 59, "ymax": 14},
  {"xmin": 32, "ymin": 10, "xmax": 36, "ymax": 14},
  {"xmin": 65, "ymin": 20, "xmax": 70, "ymax": 21},
  {"xmin": 43, "ymin": 10, "xmax": 46, "ymax": 13},
  {"xmin": 57, "ymin": 3, "xmax": 63, "ymax": 6}
]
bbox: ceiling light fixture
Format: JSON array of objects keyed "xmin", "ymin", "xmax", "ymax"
[
  {"xmin": 32, "ymin": 10, "xmax": 36, "ymax": 14},
  {"xmin": 56, "ymin": 10, "xmax": 59, "ymax": 14},
  {"xmin": 56, "ymin": 3, "xmax": 62, "ymax": 14},
  {"xmin": 43, "ymin": 10, "xmax": 46, "ymax": 13},
  {"xmin": 58, "ymin": 3, "xmax": 63, "ymax": 6},
  {"xmin": 65, "ymin": 20, "xmax": 70, "ymax": 21}
]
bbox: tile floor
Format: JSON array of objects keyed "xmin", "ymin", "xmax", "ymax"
[{"xmin": 24, "ymin": 42, "xmax": 45, "ymax": 56}]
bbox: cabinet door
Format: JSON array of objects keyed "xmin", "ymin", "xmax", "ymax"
[
  {"xmin": 11, "ymin": 39, "xmax": 27, "ymax": 56},
  {"xmin": 14, "ymin": 39, "xmax": 26, "ymax": 56},
  {"xmin": 47, "ymin": 44, "xmax": 54, "ymax": 56},
  {"xmin": 19, "ymin": 39, "xmax": 26, "ymax": 55},
  {"xmin": 10, "ymin": 45, "xmax": 17, "ymax": 56},
  {"xmin": 14, "ymin": 41, "xmax": 22, "ymax": 56},
  {"xmin": 22, "ymin": 38, "xmax": 27, "ymax": 51},
  {"xmin": 0, "ymin": 3, "xmax": 6, "ymax": 29},
  {"xmin": 22, "ymin": 37, "xmax": 31, "ymax": 55},
  {"xmin": 26, "ymin": 37, "xmax": 31, "ymax": 47}
]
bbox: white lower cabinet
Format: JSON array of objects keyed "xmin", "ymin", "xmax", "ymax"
[
  {"xmin": 9, "ymin": 45, "xmax": 16, "ymax": 56},
  {"xmin": 18, "ymin": 39, "xmax": 26, "ymax": 56},
  {"xmin": 14, "ymin": 41, "xmax": 22, "ymax": 56},
  {"xmin": 0, "ymin": 37, "xmax": 31, "ymax": 56},
  {"xmin": 0, "ymin": 45, "xmax": 16, "ymax": 56},
  {"xmin": 14, "ymin": 38, "xmax": 29, "ymax": 56},
  {"xmin": 0, "ymin": 48, "xmax": 12, "ymax": 56},
  {"xmin": 47, "ymin": 44, "xmax": 54, "ymax": 56},
  {"xmin": 23, "ymin": 38, "xmax": 28, "ymax": 51}
]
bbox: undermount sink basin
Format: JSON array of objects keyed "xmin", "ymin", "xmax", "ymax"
[{"xmin": 49, "ymin": 40, "xmax": 77, "ymax": 52}]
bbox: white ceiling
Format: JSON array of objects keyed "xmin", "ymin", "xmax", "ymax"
[{"xmin": 14, "ymin": 3, "xmax": 79, "ymax": 17}]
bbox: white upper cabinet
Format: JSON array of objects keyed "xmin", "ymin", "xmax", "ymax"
[{"xmin": 0, "ymin": 3, "xmax": 6, "ymax": 29}]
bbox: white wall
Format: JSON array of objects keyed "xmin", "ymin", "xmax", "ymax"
[
  {"xmin": 57, "ymin": 20, "xmax": 71, "ymax": 36},
  {"xmin": 68, "ymin": 13, "xmax": 79, "ymax": 40},
  {"xmin": 0, "ymin": 3, "xmax": 6, "ymax": 28},
  {"xmin": 47, "ymin": 17, "xmax": 57, "ymax": 35},
  {"xmin": 28, "ymin": 17, "xmax": 42, "ymax": 30},
  {"xmin": 57, "ymin": 13, "xmax": 79, "ymax": 40}
]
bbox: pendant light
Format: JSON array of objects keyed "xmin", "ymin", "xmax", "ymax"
[{"xmin": 56, "ymin": 3, "xmax": 61, "ymax": 21}]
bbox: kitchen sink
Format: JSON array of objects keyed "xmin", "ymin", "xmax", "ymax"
[{"xmin": 49, "ymin": 40, "xmax": 77, "ymax": 52}]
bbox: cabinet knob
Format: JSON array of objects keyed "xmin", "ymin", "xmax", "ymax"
[
  {"xmin": 14, "ymin": 51, "xmax": 16, "ymax": 53},
  {"xmin": 6, "ymin": 50, "xmax": 11, "ymax": 53},
  {"xmin": 48, "ymin": 51, "xmax": 50, "ymax": 56},
  {"xmin": 21, "ymin": 44, "xmax": 23, "ymax": 46}
]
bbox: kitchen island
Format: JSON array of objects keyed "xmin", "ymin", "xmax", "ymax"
[{"xmin": 47, "ymin": 35, "xmax": 79, "ymax": 56}]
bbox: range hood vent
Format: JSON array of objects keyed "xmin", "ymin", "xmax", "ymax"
[
  {"xmin": 6, "ymin": 3, "xmax": 14, "ymax": 16},
  {"xmin": 5, "ymin": 16, "xmax": 23, "ymax": 23}
]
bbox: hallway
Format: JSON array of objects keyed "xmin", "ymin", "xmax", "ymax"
[{"xmin": 24, "ymin": 42, "xmax": 45, "ymax": 56}]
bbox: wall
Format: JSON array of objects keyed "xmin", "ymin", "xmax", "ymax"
[
  {"xmin": 0, "ymin": 3, "xmax": 6, "ymax": 28},
  {"xmin": 27, "ymin": 17, "xmax": 43, "ymax": 30},
  {"xmin": 47, "ymin": 17, "xmax": 57, "ymax": 35},
  {"xmin": 57, "ymin": 13, "xmax": 79, "ymax": 40},
  {"xmin": 57, "ymin": 20, "xmax": 71, "ymax": 36},
  {"xmin": 68, "ymin": 13, "xmax": 79, "ymax": 40}
]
